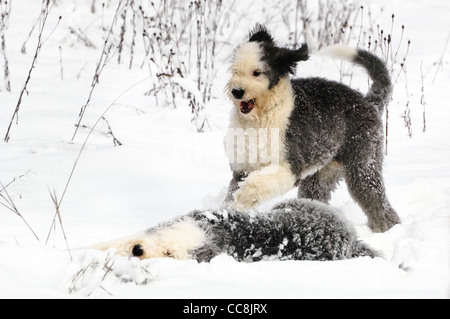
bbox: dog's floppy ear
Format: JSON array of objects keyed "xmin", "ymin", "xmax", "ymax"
[
  {"xmin": 249, "ymin": 24, "xmax": 274, "ymax": 44},
  {"xmin": 282, "ymin": 44, "xmax": 309, "ymax": 70},
  {"xmin": 292, "ymin": 43, "xmax": 309, "ymax": 63},
  {"xmin": 272, "ymin": 44, "xmax": 309, "ymax": 75}
]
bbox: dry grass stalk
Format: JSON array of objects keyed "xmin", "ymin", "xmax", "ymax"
[
  {"xmin": 0, "ymin": 178, "xmax": 40, "ymax": 241},
  {"xmin": 4, "ymin": 0, "xmax": 60, "ymax": 143}
]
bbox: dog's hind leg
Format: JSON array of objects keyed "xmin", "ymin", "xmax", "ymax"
[
  {"xmin": 343, "ymin": 150, "xmax": 400, "ymax": 233},
  {"xmin": 298, "ymin": 161, "xmax": 343, "ymax": 203}
]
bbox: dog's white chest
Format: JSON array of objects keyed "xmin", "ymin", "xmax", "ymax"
[{"xmin": 225, "ymin": 77, "xmax": 295, "ymax": 174}]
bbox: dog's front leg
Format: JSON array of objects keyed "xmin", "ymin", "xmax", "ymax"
[
  {"xmin": 232, "ymin": 164, "xmax": 296, "ymax": 210},
  {"xmin": 225, "ymin": 170, "xmax": 248, "ymax": 204}
]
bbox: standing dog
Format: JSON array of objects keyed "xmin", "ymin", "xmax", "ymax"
[{"xmin": 225, "ymin": 25, "xmax": 400, "ymax": 232}]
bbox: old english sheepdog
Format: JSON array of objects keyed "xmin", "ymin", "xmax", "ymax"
[
  {"xmin": 225, "ymin": 25, "xmax": 400, "ymax": 233},
  {"xmin": 92, "ymin": 199, "xmax": 378, "ymax": 262}
]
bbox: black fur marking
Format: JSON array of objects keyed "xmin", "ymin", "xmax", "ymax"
[
  {"xmin": 262, "ymin": 45, "xmax": 309, "ymax": 89},
  {"xmin": 248, "ymin": 24, "xmax": 309, "ymax": 89},
  {"xmin": 248, "ymin": 24, "xmax": 274, "ymax": 44}
]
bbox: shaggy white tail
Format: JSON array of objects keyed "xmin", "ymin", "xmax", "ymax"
[{"xmin": 317, "ymin": 44, "xmax": 358, "ymax": 61}]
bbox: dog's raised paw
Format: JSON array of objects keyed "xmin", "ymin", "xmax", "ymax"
[{"xmin": 232, "ymin": 185, "xmax": 261, "ymax": 210}]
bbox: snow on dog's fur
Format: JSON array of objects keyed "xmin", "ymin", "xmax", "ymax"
[
  {"xmin": 225, "ymin": 25, "xmax": 400, "ymax": 233},
  {"xmin": 91, "ymin": 199, "xmax": 378, "ymax": 262}
]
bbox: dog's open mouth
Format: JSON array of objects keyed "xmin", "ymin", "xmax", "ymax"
[{"xmin": 240, "ymin": 99, "xmax": 255, "ymax": 114}]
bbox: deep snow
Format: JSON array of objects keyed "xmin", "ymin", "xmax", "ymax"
[{"xmin": 0, "ymin": 0, "xmax": 449, "ymax": 299}]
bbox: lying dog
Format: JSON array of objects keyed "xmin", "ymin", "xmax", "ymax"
[
  {"xmin": 225, "ymin": 25, "xmax": 400, "ymax": 232},
  {"xmin": 92, "ymin": 199, "xmax": 378, "ymax": 262}
]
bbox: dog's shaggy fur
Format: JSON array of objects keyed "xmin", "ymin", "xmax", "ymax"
[
  {"xmin": 92, "ymin": 199, "xmax": 378, "ymax": 262},
  {"xmin": 225, "ymin": 25, "xmax": 400, "ymax": 232}
]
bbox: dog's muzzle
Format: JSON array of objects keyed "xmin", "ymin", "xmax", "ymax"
[{"xmin": 231, "ymin": 88, "xmax": 255, "ymax": 114}]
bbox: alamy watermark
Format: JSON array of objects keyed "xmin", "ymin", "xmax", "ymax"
[
  {"xmin": 168, "ymin": 127, "xmax": 281, "ymax": 166},
  {"xmin": 225, "ymin": 127, "xmax": 280, "ymax": 166}
]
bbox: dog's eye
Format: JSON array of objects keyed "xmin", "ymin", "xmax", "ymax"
[
  {"xmin": 253, "ymin": 70, "xmax": 261, "ymax": 77},
  {"xmin": 164, "ymin": 250, "xmax": 174, "ymax": 258}
]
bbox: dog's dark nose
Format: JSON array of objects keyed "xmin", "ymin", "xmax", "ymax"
[
  {"xmin": 232, "ymin": 88, "xmax": 245, "ymax": 99},
  {"xmin": 132, "ymin": 244, "xmax": 144, "ymax": 257}
]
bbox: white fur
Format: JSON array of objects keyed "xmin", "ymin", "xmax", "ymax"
[
  {"xmin": 226, "ymin": 76, "xmax": 295, "ymax": 172},
  {"xmin": 228, "ymin": 42, "xmax": 267, "ymax": 93},
  {"xmin": 226, "ymin": 41, "xmax": 298, "ymax": 209},
  {"xmin": 232, "ymin": 163, "xmax": 297, "ymax": 210},
  {"xmin": 317, "ymin": 44, "xmax": 358, "ymax": 62},
  {"xmin": 89, "ymin": 231, "xmax": 147, "ymax": 256},
  {"xmin": 91, "ymin": 217, "xmax": 207, "ymax": 260},
  {"xmin": 300, "ymin": 164, "xmax": 323, "ymax": 179}
]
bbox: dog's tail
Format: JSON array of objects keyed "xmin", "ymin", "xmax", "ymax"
[{"xmin": 318, "ymin": 45, "xmax": 392, "ymax": 114}]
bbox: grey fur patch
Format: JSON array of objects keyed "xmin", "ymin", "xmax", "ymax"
[
  {"xmin": 285, "ymin": 76, "xmax": 400, "ymax": 232},
  {"xmin": 188, "ymin": 199, "xmax": 378, "ymax": 262}
]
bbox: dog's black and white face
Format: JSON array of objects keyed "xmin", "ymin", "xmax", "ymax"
[{"xmin": 226, "ymin": 25, "xmax": 308, "ymax": 119}]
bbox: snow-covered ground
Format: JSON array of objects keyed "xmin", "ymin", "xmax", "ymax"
[{"xmin": 0, "ymin": 0, "xmax": 449, "ymax": 299}]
